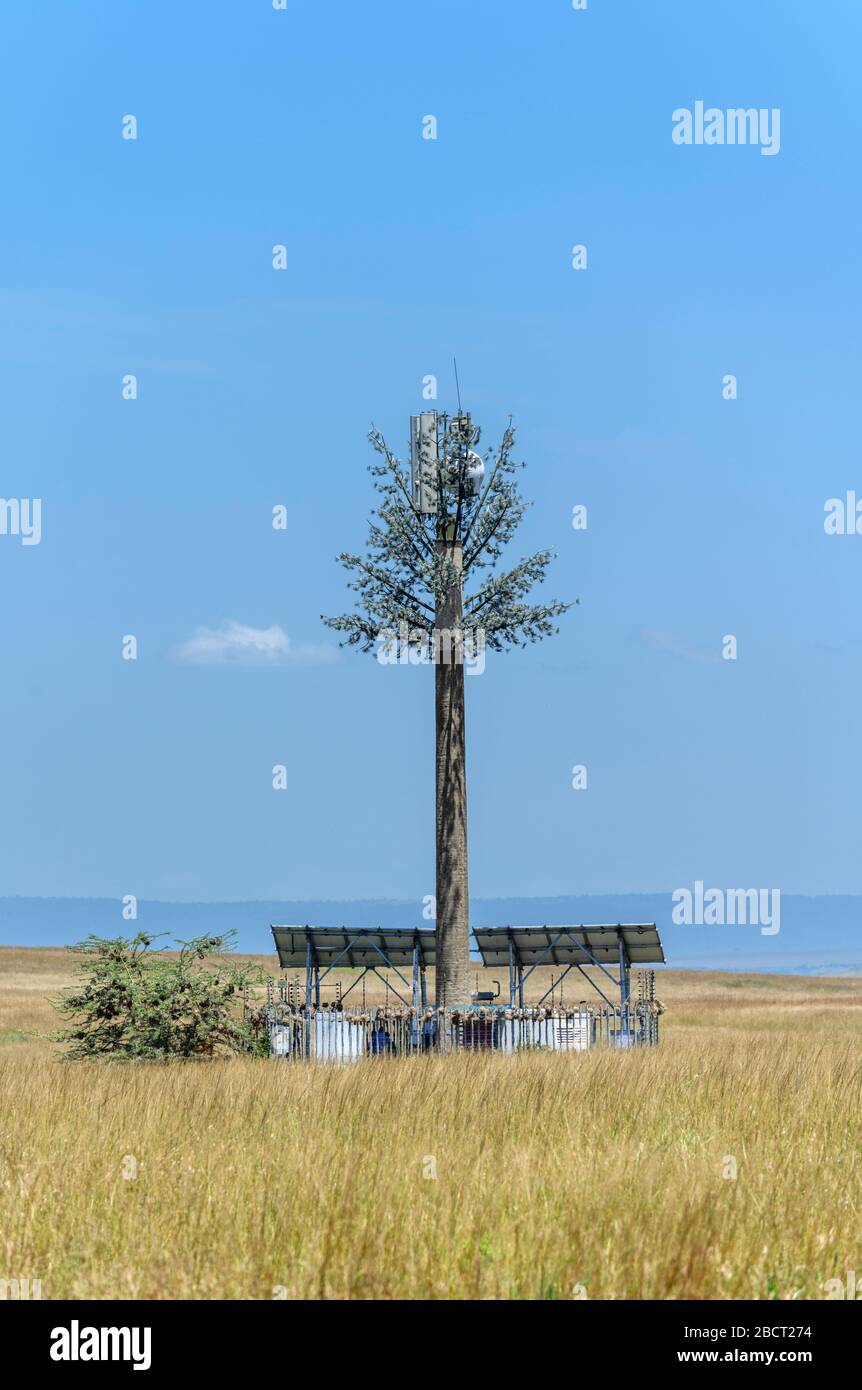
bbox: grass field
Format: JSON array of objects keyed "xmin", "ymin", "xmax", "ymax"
[{"xmin": 2, "ymin": 946, "xmax": 861, "ymax": 1300}]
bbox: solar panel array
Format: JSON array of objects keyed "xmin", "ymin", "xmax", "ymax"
[
  {"xmin": 473, "ymin": 924, "xmax": 664, "ymax": 966},
  {"xmin": 271, "ymin": 925, "xmax": 437, "ymax": 969},
  {"xmin": 270, "ymin": 923, "xmax": 665, "ymax": 971}
]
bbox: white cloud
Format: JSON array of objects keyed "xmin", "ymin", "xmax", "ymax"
[{"xmin": 176, "ymin": 620, "xmax": 337, "ymax": 667}]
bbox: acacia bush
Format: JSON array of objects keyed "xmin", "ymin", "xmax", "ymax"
[{"xmin": 55, "ymin": 931, "xmax": 265, "ymax": 1060}]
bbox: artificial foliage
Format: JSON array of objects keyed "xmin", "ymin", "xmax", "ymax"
[{"xmin": 322, "ymin": 414, "xmax": 570, "ymax": 651}]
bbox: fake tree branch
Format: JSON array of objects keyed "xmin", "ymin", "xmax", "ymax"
[{"xmin": 322, "ymin": 418, "xmax": 572, "ymax": 653}]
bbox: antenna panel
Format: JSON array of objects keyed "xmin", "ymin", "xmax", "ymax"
[{"xmin": 410, "ymin": 412, "xmax": 438, "ymax": 515}]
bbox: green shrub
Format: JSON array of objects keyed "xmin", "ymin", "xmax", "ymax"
[{"xmin": 55, "ymin": 931, "xmax": 264, "ymax": 1060}]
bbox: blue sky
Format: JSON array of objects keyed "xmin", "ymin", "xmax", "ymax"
[{"xmin": 0, "ymin": 0, "xmax": 860, "ymax": 905}]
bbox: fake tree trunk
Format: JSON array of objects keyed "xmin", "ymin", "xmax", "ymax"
[{"xmin": 435, "ymin": 538, "xmax": 470, "ymax": 1008}]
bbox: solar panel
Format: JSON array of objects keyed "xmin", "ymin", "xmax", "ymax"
[
  {"xmin": 271, "ymin": 925, "xmax": 437, "ymax": 969},
  {"xmin": 473, "ymin": 924, "xmax": 664, "ymax": 967}
]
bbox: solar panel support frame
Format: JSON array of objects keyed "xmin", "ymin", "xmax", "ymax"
[
  {"xmin": 272, "ymin": 925, "xmax": 432, "ymax": 1012},
  {"xmin": 473, "ymin": 924, "xmax": 661, "ymax": 1010}
]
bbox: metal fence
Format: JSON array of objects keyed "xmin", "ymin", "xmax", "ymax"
[{"xmin": 263, "ymin": 1003, "xmax": 660, "ymax": 1061}]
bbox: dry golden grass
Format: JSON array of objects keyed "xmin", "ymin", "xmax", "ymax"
[{"xmin": 2, "ymin": 947, "xmax": 861, "ymax": 1300}]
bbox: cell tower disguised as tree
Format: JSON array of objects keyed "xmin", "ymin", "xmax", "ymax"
[{"xmin": 324, "ymin": 406, "xmax": 569, "ymax": 1007}]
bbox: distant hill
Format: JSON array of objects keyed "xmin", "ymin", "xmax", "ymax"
[{"xmin": 1, "ymin": 894, "xmax": 861, "ymax": 974}]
